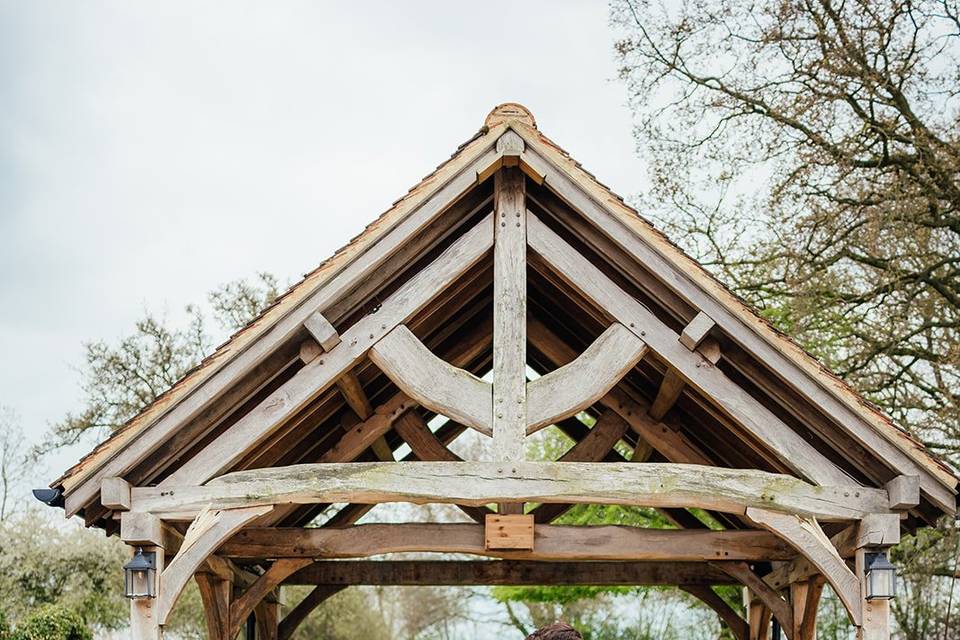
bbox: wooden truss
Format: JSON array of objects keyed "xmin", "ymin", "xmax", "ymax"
[{"xmin": 49, "ymin": 105, "xmax": 955, "ymax": 640}]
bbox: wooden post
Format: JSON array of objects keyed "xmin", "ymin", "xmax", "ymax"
[
  {"xmin": 492, "ymin": 165, "xmax": 527, "ymax": 463},
  {"xmin": 129, "ymin": 544, "xmax": 164, "ymax": 640},
  {"xmin": 493, "ymin": 161, "xmax": 526, "ymax": 515},
  {"xmin": 855, "ymin": 549, "xmax": 891, "ymax": 640}
]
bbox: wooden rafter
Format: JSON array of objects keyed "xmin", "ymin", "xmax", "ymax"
[
  {"xmin": 158, "ymin": 214, "xmax": 494, "ymax": 488},
  {"xmin": 62, "ymin": 136, "xmax": 505, "ymax": 516},
  {"xmin": 526, "ymin": 211, "xmax": 854, "ymax": 487},
  {"xmin": 519, "ymin": 138, "xmax": 955, "ymax": 511}
]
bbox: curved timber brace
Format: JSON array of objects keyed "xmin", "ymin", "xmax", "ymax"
[
  {"xmin": 154, "ymin": 506, "xmax": 273, "ymax": 629},
  {"xmin": 746, "ymin": 507, "xmax": 861, "ymax": 627}
]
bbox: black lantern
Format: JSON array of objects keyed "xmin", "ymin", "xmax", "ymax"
[
  {"xmin": 123, "ymin": 547, "xmax": 157, "ymax": 599},
  {"xmin": 864, "ymin": 551, "xmax": 897, "ymax": 601}
]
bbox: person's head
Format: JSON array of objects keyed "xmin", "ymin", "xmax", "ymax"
[{"xmin": 524, "ymin": 621, "xmax": 583, "ymax": 640}]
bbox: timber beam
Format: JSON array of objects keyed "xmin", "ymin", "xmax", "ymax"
[
  {"xmin": 283, "ymin": 560, "xmax": 739, "ymax": 586},
  {"xmin": 218, "ymin": 523, "xmax": 795, "ymax": 561},
  {"xmin": 130, "ymin": 461, "xmax": 891, "ymax": 521}
]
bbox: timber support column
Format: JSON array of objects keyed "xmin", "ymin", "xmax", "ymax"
[
  {"xmin": 121, "ymin": 511, "xmax": 166, "ymax": 640},
  {"xmin": 855, "ymin": 514, "xmax": 900, "ymax": 640},
  {"xmin": 492, "ymin": 133, "xmax": 527, "ymax": 514}
]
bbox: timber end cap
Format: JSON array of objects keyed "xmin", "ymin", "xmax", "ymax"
[{"xmin": 485, "ymin": 103, "xmax": 536, "ymax": 129}]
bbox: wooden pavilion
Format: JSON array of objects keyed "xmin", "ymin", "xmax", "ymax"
[{"xmin": 43, "ymin": 104, "xmax": 958, "ymax": 640}]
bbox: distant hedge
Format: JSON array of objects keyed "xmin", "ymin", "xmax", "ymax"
[{"xmin": 3, "ymin": 606, "xmax": 91, "ymax": 640}]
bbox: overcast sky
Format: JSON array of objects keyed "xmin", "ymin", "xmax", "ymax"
[{"xmin": 0, "ymin": 2, "xmax": 648, "ymax": 484}]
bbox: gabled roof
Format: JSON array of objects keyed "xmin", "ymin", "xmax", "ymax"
[{"xmin": 52, "ymin": 103, "xmax": 956, "ymax": 524}]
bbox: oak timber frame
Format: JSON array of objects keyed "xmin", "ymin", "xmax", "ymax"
[{"xmin": 48, "ymin": 105, "xmax": 957, "ymax": 640}]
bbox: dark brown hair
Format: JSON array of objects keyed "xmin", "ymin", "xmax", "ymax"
[{"xmin": 524, "ymin": 622, "xmax": 583, "ymax": 640}]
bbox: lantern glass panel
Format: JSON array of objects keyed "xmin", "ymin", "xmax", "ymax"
[{"xmin": 865, "ymin": 552, "xmax": 897, "ymax": 601}]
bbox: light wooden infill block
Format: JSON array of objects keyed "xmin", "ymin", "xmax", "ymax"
[{"xmin": 484, "ymin": 514, "xmax": 534, "ymax": 550}]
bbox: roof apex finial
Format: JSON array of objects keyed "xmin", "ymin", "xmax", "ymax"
[{"xmin": 485, "ymin": 103, "xmax": 536, "ymax": 129}]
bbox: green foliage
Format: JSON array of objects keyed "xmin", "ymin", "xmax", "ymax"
[
  {"xmin": 287, "ymin": 587, "xmax": 390, "ymax": 640},
  {"xmin": 0, "ymin": 510, "xmax": 127, "ymax": 630},
  {"xmin": 7, "ymin": 605, "xmax": 91, "ymax": 640},
  {"xmin": 38, "ymin": 274, "xmax": 279, "ymax": 455}
]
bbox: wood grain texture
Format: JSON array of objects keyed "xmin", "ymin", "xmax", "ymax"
[
  {"xmin": 160, "ymin": 215, "xmax": 493, "ymax": 487},
  {"xmin": 493, "ymin": 167, "xmax": 527, "ymax": 460},
  {"xmin": 526, "ymin": 322, "xmax": 647, "ymax": 433},
  {"xmin": 680, "ymin": 311, "xmax": 715, "ymax": 351},
  {"xmin": 277, "ymin": 585, "xmax": 345, "ymax": 640},
  {"xmin": 369, "ymin": 325, "xmax": 493, "ymax": 436},
  {"xmin": 132, "ymin": 461, "xmax": 890, "ymax": 520},
  {"xmin": 528, "ymin": 211, "xmax": 853, "ymax": 487},
  {"xmin": 219, "ymin": 523, "xmax": 794, "ymax": 561},
  {"xmin": 63, "ymin": 140, "xmax": 502, "ymax": 514},
  {"xmin": 484, "ymin": 514, "xmax": 534, "ymax": 550},
  {"xmin": 303, "ymin": 311, "xmax": 340, "ymax": 352},
  {"xmin": 285, "ymin": 559, "xmax": 738, "ymax": 586},
  {"xmin": 520, "ymin": 140, "xmax": 955, "ymax": 512},
  {"xmin": 746, "ymin": 506, "xmax": 861, "ymax": 626},
  {"xmin": 715, "ymin": 561, "xmax": 793, "ymax": 633},
  {"xmin": 228, "ymin": 559, "xmax": 312, "ymax": 640},
  {"xmin": 156, "ymin": 505, "xmax": 272, "ymax": 626}
]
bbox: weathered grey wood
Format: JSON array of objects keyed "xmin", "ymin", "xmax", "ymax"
[
  {"xmin": 520, "ymin": 139, "xmax": 955, "ymax": 513},
  {"xmin": 220, "ymin": 523, "xmax": 793, "ymax": 561},
  {"xmin": 746, "ymin": 507, "xmax": 861, "ymax": 626},
  {"xmin": 885, "ymin": 475, "xmax": 920, "ymax": 510},
  {"xmin": 855, "ymin": 513, "xmax": 901, "ymax": 549},
  {"xmin": 526, "ymin": 322, "xmax": 648, "ymax": 433},
  {"xmin": 121, "ymin": 511, "xmax": 165, "ymax": 547},
  {"xmin": 303, "ymin": 311, "xmax": 340, "ymax": 352},
  {"xmin": 63, "ymin": 140, "xmax": 503, "ymax": 516},
  {"xmin": 527, "ymin": 316, "xmax": 711, "ymax": 465},
  {"xmin": 648, "ymin": 369, "xmax": 687, "ymax": 422},
  {"xmin": 856, "ymin": 548, "xmax": 891, "ymax": 639},
  {"xmin": 229, "ymin": 559, "xmax": 312, "ymax": 640},
  {"xmin": 130, "ymin": 545, "xmax": 164, "ymax": 640},
  {"xmin": 394, "ymin": 412, "xmax": 461, "ymax": 462},
  {"xmin": 195, "ymin": 572, "xmax": 231, "ymax": 640},
  {"xmin": 132, "ymin": 462, "xmax": 890, "ymax": 521},
  {"xmin": 531, "ymin": 411, "xmax": 629, "ymax": 523},
  {"xmin": 101, "ymin": 477, "xmax": 131, "ymax": 511},
  {"xmin": 160, "ymin": 215, "xmax": 493, "ymax": 487},
  {"xmin": 680, "ymin": 311, "xmax": 715, "ymax": 351},
  {"xmin": 156, "ymin": 506, "xmax": 273, "ymax": 626},
  {"xmin": 333, "ymin": 368, "xmax": 393, "ymax": 461},
  {"xmin": 681, "ymin": 585, "xmax": 748, "ymax": 640},
  {"xmin": 527, "ymin": 212, "xmax": 853, "ymax": 487},
  {"xmin": 492, "ymin": 167, "xmax": 527, "ymax": 461},
  {"xmin": 277, "ymin": 585, "xmax": 346, "ymax": 640},
  {"xmin": 716, "ymin": 561, "xmax": 793, "ymax": 634},
  {"xmin": 392, "ymin": 412, "xmax": 491, "ymax": 523},
  {"xmin": 369, "ymin": 325, "xmax": 493, "ymax": 436},
  {"xmin": 496, "ymin": 130, "xmax": 525, "ymax": 157},
  {"xmin": 284, "ymin": 560, "xmax": 738, "ymax": 586}
]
